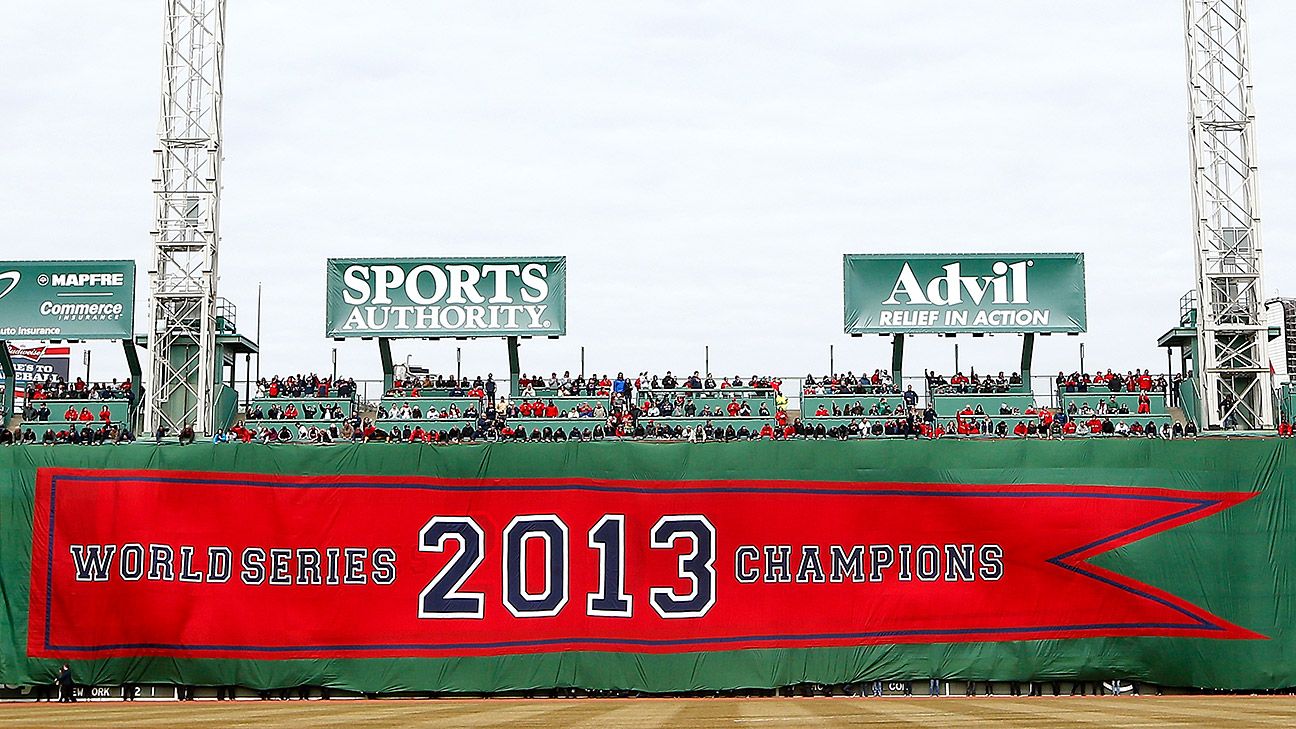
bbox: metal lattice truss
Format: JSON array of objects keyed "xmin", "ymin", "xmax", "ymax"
[
  {"xmin": 145, "ymin": 0, "xmax": 225, "ymax": 435},
  {"xmin": 1184, "ymin": 0, "xmax": 1273, "ymax": 428}
]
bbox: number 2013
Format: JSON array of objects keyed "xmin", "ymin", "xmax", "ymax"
[{"xmin": 417, "ymin": 514, "xmax": 715, "ymax": 619}]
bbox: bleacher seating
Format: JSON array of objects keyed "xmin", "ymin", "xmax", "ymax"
[
  {"xmin": 801, "ymin": 395, "xmax": 911, "ymax": 418},
  {"xmin": 246, "ymin": 397, "xmax": 355, "ymax": 419},
  {"xmin": 247, "ymin": 420, "xmax": 346, "ymax": 442},
  {"xmin": 642, "ymin": 388, "xmax": 778, "ymax": 418},
  {"xmin": 28, "ymin": 399, "xmax": 132, "ymax": 422},
  {"xmin": 932, "ymin": 393, "xmax": 1037, "ymax": 418},
  {"xmin": 1059, "ymin": 392, "xmax": 1168, "ymax": 415},
  {"xmin": 14, "ymin": 399, "xmax": 131, "ymax": 438},
  {"xmin": 378, "ymin": 396, "xmax": 482, "ymax": 415},
  {"xmin": 636, "ymin": 416, "xmax": 776, "ymax": 430},
  {"xmin": 1067, "ymin": 413, "xmax": 1174, "ymax": 431},
  {"xmin": 377, "ymin": 417, "xmax": 601, "ymax": 435}
]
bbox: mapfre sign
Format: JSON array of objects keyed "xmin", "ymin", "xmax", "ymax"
[
  {"xmin": 0, "ymin": 260, "xmax": 136, "ymax": 340},
  {"xmin": 325, "ymin": 257, "xmax": 566, "ymax": 338},
  {"xmin": 843, "ymin": 253, "xmax": 1086, "ymax": 334}
]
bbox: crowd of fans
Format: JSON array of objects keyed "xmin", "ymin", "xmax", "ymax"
[
  {"xmin": 7, "ymin": 367, "xmax": 1296, "ymax": 446},
  {"xmin": 19, "ymin": 376, "xmax": 132, "ymax": 402},
  {"xmin": 803, "ymin": 371, "xmax": 897, "ymax": 395},
  {"xmin": 244, "ymin": 401, "xmax": 348, "ymax": 421},
  {"xmin": 925, "ymin": 370, "xmax": 1024, "ymax": 394},
  {"xmin": 1, "ymin": 423, "xmax": 135, "ymax": 446},
  {"xmin": 1056, "ymin": 369, "xmax": 1169, "ymax": 393},
  {"xmin": 255, "ymin": 374, "xmax": 356, "ymax": 399}
]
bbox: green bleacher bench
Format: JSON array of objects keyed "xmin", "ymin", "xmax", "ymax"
[
  {"xmin": 1059, "ymin": 392, "xmax": 1169, "ymax": 415},
  {"xmin": 377, "ymin": 396, "xmax": 483, "ymax": 413},
  {"xmin": 645, "ymin": 388, "xmax": 776, "ymax": 412},
  {"xmin": 1067, "ymin": 413, "xmax": 1174, "ymax": 429},
  {"xmin": 933, "ymin": 394, "xmax": 1037, "ymax": 418},
  {"xmin": 242, "ymin": 418, "xmax": 348, "ymax": 432},
  {"xmin": 31, "ymin": 399, "xmax": 130, "ymax": 422},
  {"xmin": 376, "ymin": 417, "xmax": 605, "ymax": 435},
  {"xmin": 797, "ymin": 416, "xmax": 885, "ymax": 428},
  {"xmin": 247, "ymin": 397, "xmax": 354, "ymax": 417},
  {"xmin": 14, "ymin": 421, "xmax": 128, "ymax": 440},
  {"xmin": 387, "ymin": 386, "xmax": 564, "ymax": 398},
  {"xmin": 502, "ymin": 395, "xmax": 608, "ymax": 408},
  {"xmin": 635, "ymin": 416, "xmax": 776, "ymax": 430},
  {"xmin": 801, "ymin": 395, "xmax": 910, "ymax": 417},
  {"xmin": 378, "ymin": 395, "xmax": 606, "ymax": 417}
]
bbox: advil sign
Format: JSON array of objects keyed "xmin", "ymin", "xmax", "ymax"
[
  {"xmin": 844, "ymin": 253, "xmax": 1086, "ymax": 334},
  {"xmin": 326, "ymin": 257, "xmax": 566, "ymax": 338}
]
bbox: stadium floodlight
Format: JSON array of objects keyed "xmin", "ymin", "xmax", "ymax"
[
  {"xmin": 144, "ymin": 0, "xmax": 226, "ymax": 436},
  {"xmin": 1184, "ymin": 0, "xmax": 1274, "ymax": 428}
]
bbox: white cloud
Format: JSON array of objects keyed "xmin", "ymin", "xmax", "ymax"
[{"xmin": 2, "ymin": 2, "xmax": 1294, "ymax": 388}]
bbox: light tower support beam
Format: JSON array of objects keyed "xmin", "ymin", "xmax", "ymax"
[
  {"xmin": 145, "ymin": 0, "xmax": 226, "ymax": 436},
  {"xmin": 1184, "ymin": 0, "xmax": 1273, "ymax": 429}
]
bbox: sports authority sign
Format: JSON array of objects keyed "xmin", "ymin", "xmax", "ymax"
[
  {"xmin": 844, "ymin": 253, "xmax": 1086, "ymax": 334},
  {"xmin": 29, "ymin": 469, "xmax": 1256, "ymax": 660},
  {"xmin": 0, "ymin": 260, "xmax": 136, "ymax": 340},
  {"xmin": 325, "ymin": 257, "xmax": 566, "ymax": 338}
]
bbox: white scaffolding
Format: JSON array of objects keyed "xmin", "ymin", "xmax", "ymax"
[
  {"xmin": 144, "ymin": 0, "xmax": 226, "ymax": 436},
  {"xmin": 1184, "ymin": 0, "xmax": 1273, "ymax": 429}
]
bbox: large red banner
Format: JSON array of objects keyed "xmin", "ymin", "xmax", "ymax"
[{"xmin": 29, "ymin": 468, "xmax": 1259, "ymax": 660}]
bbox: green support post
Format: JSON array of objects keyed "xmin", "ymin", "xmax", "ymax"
[
  {"xmin": 891, "ymin": 334, "xmax": 905, "ymax": 384},
  {"xmin": 0, "ymin": 342, "xmax": 14, "ymax": 429},
  {"xmin": 1020, "ymin": 333, "xmax": 1035, "ymax": 391},
  {"xmin": 378, "ymin": 338, "xmax": 395, "ymax": 395},
  {"xmin": 122, "ymin": 339, "xmax": 143, "ymax": 433},
  {"xmin": 507, "ymin": 336, "xmax": 521, "ymax": 399}
]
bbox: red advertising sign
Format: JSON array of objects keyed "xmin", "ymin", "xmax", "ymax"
[{"xmin": 29, "ymin": 468, "xmax": 1259, "ymax": 660}]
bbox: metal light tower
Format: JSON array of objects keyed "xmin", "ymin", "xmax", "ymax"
[
  {"xmin": 1184, "ymin": 0, "xmax": 1273, "ymax": 429},
  {"xmin": 145, "ymin": 0, "xmax": 226, "ymax": 436}
]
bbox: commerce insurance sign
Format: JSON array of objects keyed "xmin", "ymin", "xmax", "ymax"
[
  {"xmin": 326, "ymin": 257, "xmax": 566, "ymax": 338},
  {"xmin": 844, "ymin": 253, "xmax": 1086, "ymax": 334},
  {"xmin": 0, "ymin": 260, "xmax": 136, "ymax": 340}
]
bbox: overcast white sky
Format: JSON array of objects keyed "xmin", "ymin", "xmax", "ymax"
[{"xmin": 3, "ymin": 2, "xmax": 1296, "ymax": 387}]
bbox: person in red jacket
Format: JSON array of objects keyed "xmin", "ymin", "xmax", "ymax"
[
  {"xmin": 727, "ymin": 400, "xmax": 741, "ymax": 417},
  {"xmin": 1137, "ymin": 393, "xmax": 1150, "ymax": 414},
  {"xmin": 815, "ymin": 405, "xmax": 829, "ymax": 417},
  {"xmin": 64, "ymin": 405, "xmax": 78, "ymax": 421},
  {"xmin": 79, "ymin": 407, "xmax": 93, "ymax": 422},
  {"xmin": 759, "ymin": 423, "xmax": 774, "ymax": 439},
  {"xmin": 1012, "ymin": 421, "xmax": 1028, "ymax": 437},
  {"xmin": 99, "ymin": 405, "xmax": 112, "ymax": 422},
  {"xmin": 544, "ymin": 402, "xmax": 559, "ymax": 418}
]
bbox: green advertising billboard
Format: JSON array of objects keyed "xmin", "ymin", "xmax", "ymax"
[
  {"xmin": 0, "ymin": 260, "xmax": 136, "ymax": 340},
  {"xmin": 844, "ymin": 253, "xmax": 1086, "ymax": 334},
  {"xmin": 326, "ymin": 257, "xmax": 566, "ymax": 338}
]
